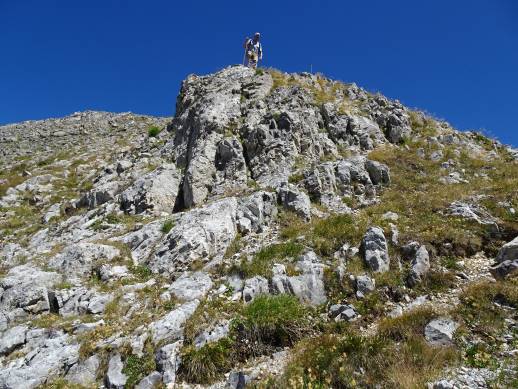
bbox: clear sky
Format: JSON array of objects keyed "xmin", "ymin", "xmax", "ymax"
[{"xmin": 1, "ymin": 0, "xmax": 517, "ymax": 146}]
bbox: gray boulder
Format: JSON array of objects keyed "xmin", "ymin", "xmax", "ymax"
[
  {"xmin": 360, "ymin": 227, "xmax": 390, "ymax": 272},
  {"xmin": 0, "ymin": 265, "xmax": 61, "ymax": 314},
  {"xmin": 66, "ymin": 354, "xmax": 100, "ymax": 386},
  {"xmin": 424, "ymin": 318, "xmax": 459, "ymax": 346},
  {"xmin": 169, "ymin": 272, "xmax": 213, "ymax": 302},
  {"xmin": 276, "ymin": 182, "xmax": 312, "ymax": 221},
  {"xmin": 242, "ymin": 276, "xmax": 269, "ymax": 303},
  {"xmin": 156, "ymin": 341, "xmax": 182, "ymax": 387},
  {"xmin": 149, "ymin": 300, "xmax": 199, "ymax": 344},
  {"xmin": 49, "ymin": 242, "xmax": 120, "ymax": 280},
  {"xmin": 489, "ymin": 236, "xmax": 518, "ymax": 280},
  {"xmin": 270, "ymin": 252, "xmax": 327, "ymax": 306},
  {"xmin": 136, "ymin": 371, "xmax": 163, "ymax": 389},
  {"xmin": 495, "ymin": 236, "xmax": 518, "ymax": 263},
  {"xmin": 0, "ymin": 325, "xmax": 28, "ymax": 356},
  {"xmin": 356, "ymin": 275, "xmax": 376, "ymax": 295},
  {"xmin": 120, "ymin": 164, "xmax": 181, "ymax": 214},
  {"xmin": 287, "ymin": 253, "xmax": 327, "ymax": 305},
  {"xmin": 0, "ymin": 333, "xmax": 79, "ymax": 388},
  {"xmin": 407, "ymin": 245, "xmax": 431, "ymax": 287},
  {"xmin": 329, "ymin": 304, "xmax": 358, "ymax": 322},
  {"xmin": 105, "ymin": 353, "xmax": 127, "ymax": 389},
  {"xmin": 365, "ymin": 160, "xmax": 391, "ymax": 185}
]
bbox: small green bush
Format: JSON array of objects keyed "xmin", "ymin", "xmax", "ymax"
[
  {"xmin": 129, "ymin": 264, "xmax": 153, "ymax": 281},
  {"xmin": 161, "ymin": 219, "xmax": 174, "ymax": 234},
  {"xmin": 122, "ymin": 352, "xmax": 156, "ymax": 388},
  {"xmin": 147, "ymin": 125, "xmax": 162, "ymax": 137}
]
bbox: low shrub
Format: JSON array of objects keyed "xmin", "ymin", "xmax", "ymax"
[
  {"xmin": 179, "ymin": 338, "xmax": 233, "ymax": 384},
  {"xmin": 161, "ymin": 219, "xmax": 174, "ymax": 234},
  {"xmin": 147, "ymin": 125, "xmax": 162, "ymax": 137},
  {"xmin": 122, "ymin": 350, "xmax": 157, "ymax": 388},
  {"xmin": 232, "ymin": 294, "xmax": 311, "ymax": 358}
]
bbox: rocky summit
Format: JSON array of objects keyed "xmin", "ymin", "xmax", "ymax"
[{"xmin": 0, "ymin": 65, "xmax": 517, "ymax": 388}]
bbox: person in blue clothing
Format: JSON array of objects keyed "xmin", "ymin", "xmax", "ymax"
[{"xmin": 244, "ymin": 32, "xmax": 263, "ymax": 69}]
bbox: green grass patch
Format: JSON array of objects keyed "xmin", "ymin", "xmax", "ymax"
[
  {"xmin": 277, "ymin": 329, "xmax": 458, "ymax": 389},
  {"xmin": 229, "ymin": 242, "xmax": 304, "ymax": 278},
  {"xmin": 122, "ymin": 349, "xmax": 156, "ymax": 388},
  {"xmin": 455, "ymin": 279, "xmax": 518, "ymax": 338},
  {"xmin": 378, "ymin": 306, "xmax": 437, "ymax": 341},
  {"xmin": 161, "ymin": 219, "xmax": 174, "ymax": 234},
  {"xmin": 179, "ymin": 338, "xmax": 233, "ymax": 384},
  {"xmin": 232, "ymin": 294, "xmax": 312, "ymax": 358}
]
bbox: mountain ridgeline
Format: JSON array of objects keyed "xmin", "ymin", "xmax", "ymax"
[{"xmin": 0, "ymin": 66, "xmax": 517, "ymax": 388}]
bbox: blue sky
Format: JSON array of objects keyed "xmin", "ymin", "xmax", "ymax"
[{"xmin": 1, "ymin": 0, "xmax": 517, "ymax": 146}]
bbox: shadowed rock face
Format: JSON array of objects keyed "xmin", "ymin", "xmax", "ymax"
[{"xmin": 0, "ymin": 65, "xmax": 516, "ymax": 388}]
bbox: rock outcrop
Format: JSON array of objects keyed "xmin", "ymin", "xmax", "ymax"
[{"xmin": 0, "ymin": 65, "xmax": 516, "ymax": 388}]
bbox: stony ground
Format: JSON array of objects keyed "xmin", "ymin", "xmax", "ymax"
[{"xmin": 0, "ymin": 66, "xmax": 517, "ymax": 389}]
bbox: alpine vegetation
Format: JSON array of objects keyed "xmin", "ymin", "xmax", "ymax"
[{"xmin": 0, "ymin": 65, "xmax": 517, "ymax": 388}]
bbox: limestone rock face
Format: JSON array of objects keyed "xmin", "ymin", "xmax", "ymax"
[
  {"xmin": 48, "ymin": 243, "xmax": 120, "ymax": 280},
  {"xmin": 169, "ymin": 272, "xmax": 213, "ymax": 302},
  {"xmin": 151, "ymin": 197, "xmax": 239, "ymax": 273},
  {"xmin": 120, "ymin": 164, "xmax": 181, "ymax": 214},
  {"xmin": 149, "ymin": 300, "xmax": 199, "ymax": 344},
  {"xmin": 151, "ymin": 192, "xmax": 276, "ymax": 273},
  {"xmin": 0, "ymin": 332, "xmax": 80, "ymax": 389},
  {"xmin": 166, "ymin": 66, "xmax": 269, "ymax": 208},
  {"xmin": 277, "ymin": 182, "xmax": 312, "ymax": 221},
  {"xmin": 0, "ymin": 265, "xmax": 62, "ymax": 319}
]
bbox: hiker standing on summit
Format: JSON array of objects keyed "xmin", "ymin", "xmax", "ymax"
[{"xmin": 244, "ymin": 32, "xmax": 263, "ymax": 69}]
